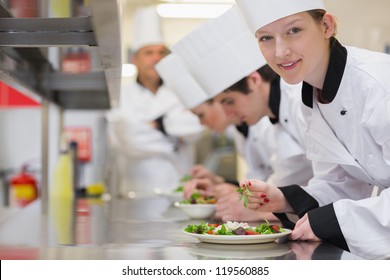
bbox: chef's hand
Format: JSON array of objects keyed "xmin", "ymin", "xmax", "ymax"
[
  {"xmin": 290, "ymin": 213, "xmax": 321, "ymax": 241},
  {"xmin": 190, "ymin": 164, "xmax": 224, "ymax": 184},
  {"xmin": 213, "ymin": 184, "xmax": 278, "ymax": 222},
  {"xmin": 241, "ymin": 179, "xmax": 292, "ymax": 213},
  {"xmin": 148, "ymin": 120, "xmax": 158, "ymax": 129},
  {"xmin": 183, "ymin": 177, "xmax": 215, "ymax": 199}
]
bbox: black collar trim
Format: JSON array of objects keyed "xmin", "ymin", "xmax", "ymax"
[
  {"xmin": 268, "ymin": 76, "xmax": 281, "ymax": 124},
  {"xmin": 136, "ymin": 77, "xmax": 163, "ymax": 89},
  {"xmin": 302, "ymin": 38, "xmax": 347, "ymax": 108},
  {"xmin": 235, "ymin": 122, "xmax": 249, "ymax": 138}
]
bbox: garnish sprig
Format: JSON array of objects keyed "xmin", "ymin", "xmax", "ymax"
[{"xmin": 237, "ymin": 182, "xmax": 252, "ymax": 208}]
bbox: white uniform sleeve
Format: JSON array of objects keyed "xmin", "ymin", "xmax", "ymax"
[
  {"xmin": 333, "ymin": 188, "xmax": 390, "ymax": 259},
  {"xmin": 106, "ymin": 110, "xmax": 175, "ymax": 158},
  {"xmin": 304, "ymin": 161, "xmax": 374, "ymax": 206},
  {"xmin": 232, "ymin": 126, "xmax": 245, "ymax": 157},
  {"xmin": 267, "ymin": 124, "xmax": 313, "ymax": 186},
  {"xmin": 267, "ymin": 155, "xmax": 313, "ymax": 187},
  {"xmin": 335, "ymin": 93, "xmax": 390, "ymax": 258},
  {"xmin": 162, "ymin": 106, "xmax": 204, "ymax": 142},
  {"xmin": 365, "ymin": 94, "xmax": 390, "ymax": 165},
  {"xmin": 244, "ymin": 120, "xmax": 274, "ymax": 181}
]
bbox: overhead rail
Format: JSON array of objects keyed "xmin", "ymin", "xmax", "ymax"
[{"xmin": 0, "ymin": 0, "xmax": 122, "ymax": 109}]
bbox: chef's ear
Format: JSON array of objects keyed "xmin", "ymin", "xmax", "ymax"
[
  {"xmin": 247, "ymin": 71, "xmax": 263, "ymax": 87},
  {"xmin": 130, "ymin": 52, "xmax": 138, "ymax": 64},
  {"xmin": 322, "ymin": 13, "xmax": 336, "ymax": 38}
]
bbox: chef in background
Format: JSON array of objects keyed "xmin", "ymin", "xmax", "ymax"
[
  {"xmin": 106, "ymin": 6, "xmax": 203, "ymax": 198},
  {"xmin": 156, "ymin": 53, "xmax": 277, "ymax": 222}
]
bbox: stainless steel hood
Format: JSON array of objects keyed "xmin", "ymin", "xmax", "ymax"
[{"xmin": 0, "ymin": 0, "xmax": 122, "ymax": 110}]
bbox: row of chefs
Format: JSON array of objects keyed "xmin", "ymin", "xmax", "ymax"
[{"xmin": 106, "ymin": 1, "xmax": 390, "ymax": 259}]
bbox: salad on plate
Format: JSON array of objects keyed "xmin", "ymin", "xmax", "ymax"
[
  {"xmin": 183, "ymin": 221, "xmax": 291, "ymax": 244},
  {"xmin": 174, "ymin": 174, "xmax": 193, "ymax": 193},
  {"xmin": 154, "ymin": 175, "xmax": 193, "ymax": 200},
  {"xmin": 185, "ymin": 221, "xmax": 283, "ymax": 235},
  {"xmin": 179, "ymin": 192, "xmax": 217, "ymax": 205}
]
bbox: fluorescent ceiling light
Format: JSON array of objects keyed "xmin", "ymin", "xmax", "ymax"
[
  {"xmin": 157, "ymin": 4, "xmax": 232, "ymax": 19},
  {"xmin": 161, "ymin": 0, "xmax": 233, "ymax": 3},
  {"xmin": 122, "ymin": 63, "xmax": 137, "ymax": 77}
]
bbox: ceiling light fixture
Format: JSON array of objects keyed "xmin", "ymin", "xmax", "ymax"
[
  {"xmin": 122, "ymin": 63, "xmax": 137, "ymax": 77},
  {"xmin": 156, "ymin": 4, "xmax": 232, "ymax": 19}
]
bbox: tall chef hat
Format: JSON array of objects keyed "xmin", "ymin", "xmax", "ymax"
[
  {"xmin": 235, "ymin": 0, "xmax": 325, "ymax": 35},
  {"xmin": 131, "ymin": 6, "xmax": 165, "ymax": 52},
  {"xmin": 171, "ymin": 5, "xmax": 266, "ymax": 98},
  {"xmin": 155, "ymin": 53, "xmax": 209, "ymax": 109}
]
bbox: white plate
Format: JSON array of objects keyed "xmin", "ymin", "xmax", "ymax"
[
  {"xmin": 175, "ymin": 202, "xmax": 216, "ymax": 219},
  {"xmin": 183, "ymin": 228, "xmax": 291, "ymax": 244},
  {"xmin": 186, "ymin": 242, "xmax": 291, "ymax": 259},
  {"xmin": 154, "ymin": 188, "xmax": 183, "ymax": 201}
]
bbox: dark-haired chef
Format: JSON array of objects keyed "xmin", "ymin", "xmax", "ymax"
[
  {"xmin": 170, "ymin": 6, "xmax": 314, "ymax": 221},
  {"xmin": 156, "ymin": 53, "xmax": 276, "ymax": 222}
]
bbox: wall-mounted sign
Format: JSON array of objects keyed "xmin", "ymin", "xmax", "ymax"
[{"xmin": 64, "ymin": 127, "xmax": 92, "ymax": 162}]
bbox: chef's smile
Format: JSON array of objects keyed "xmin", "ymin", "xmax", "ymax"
[{"xmin": 279, "ymin": 59, "xmax": 301, "ymax": 71}]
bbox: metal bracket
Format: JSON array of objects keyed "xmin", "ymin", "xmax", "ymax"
[{"xmin": 0, "ymin": 17, "xmax": 97, "ymax": 47}]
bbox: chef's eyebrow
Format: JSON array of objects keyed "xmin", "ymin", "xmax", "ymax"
[
  {"xmin": 256, "ymin": 18, "xmax": 305, "ymax": 36},
  {"xmin": 219, "ymin": 97, "xmax": 229, "ymax": 104}
]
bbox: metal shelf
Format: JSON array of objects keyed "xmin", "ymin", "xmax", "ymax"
[
  {"xmin": 0, "ymin": 0, "xmax": 122, "ymax": 109},
  {"xmin": 0, "ymin": 0, "xmax": 122, "ymax": 217}
]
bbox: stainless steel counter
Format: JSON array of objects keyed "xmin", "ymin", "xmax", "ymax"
[{"xmin": 0, "ymin": 196, "xmax": 361, "ymax": 260}]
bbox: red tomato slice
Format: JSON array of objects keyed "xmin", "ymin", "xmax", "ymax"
[
  {"xmin": 245, "ymin": 230, "xmax": 260, "ymax": 235},
  {"xmin": 206, "ymin": 230, "xmax": 214, "ymax": 235},
  {"xmin": 271, "ymin": 225, "xmax": 280, "ymax": 231},
  {"xmin": 208, "ymin": 223, "xmax": 220, "ymax": 228}
]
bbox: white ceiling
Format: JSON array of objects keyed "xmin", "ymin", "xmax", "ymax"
[{"xmin": 119, "ymin": 0, "xmax": 390, "ymax": 63}]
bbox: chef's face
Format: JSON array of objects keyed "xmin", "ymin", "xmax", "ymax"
[
  {"xmin": 132, "ymin": 44, "xmax": 170, "ymax": 80},
  {"xmin": 255, "ymin": 11, "xmax": 334, "ymax": 88},
  {"xmin": 191, "ymin": 100, "xmax": 239, "ymax": 133},
  {"xmin": 214, "ymin": 76, "xmax": 268, "ymax": 126}
]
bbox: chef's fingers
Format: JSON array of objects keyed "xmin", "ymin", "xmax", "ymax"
[
  {"xmin": 290, "ymin": 214, "xmax": 321, "ymax": 241},
  {"xmin": 190, "ymin": 165, "xmax": 212, "ymax": 179},
  {"xmin": 294, "ymin": 213, "xmax": 307, "ymax": 228},
  {"xmin": 246, "ymin": 201, "xmax": 265, "ymax": 211},
  {"xmin": 195, "ymin": 178, "xmax": 215, "ymax": 192},
  {"xmin": 214, "ymin": 184, "xmax": 236, "ymax": 197},
  {"xmin": 183, "ymin": 180, "xmax": 197, "ymax": 199}
]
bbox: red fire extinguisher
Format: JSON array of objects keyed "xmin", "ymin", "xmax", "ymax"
[{"xmin": 9, "ymin": 165, "xmax": 38, "ymax": 207}]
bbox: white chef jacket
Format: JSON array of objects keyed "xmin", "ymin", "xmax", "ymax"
[
  {"xmin": 106, "ymin": 81, "xmax": 204, "ymax": 197},
  {"xmin": 233, "ymin": 78, "xmax": 313, "ymax": 186},
  {"xmin": 267, "ymin": 78, "xmax": 313, "ymax": 186},
  {"xmin": 278, "ymin": 38, "xmax": 390, "ymax": 259},
  {"xmin": 233, "ymin": 118, "xmax": 274, "ymax": 181}
]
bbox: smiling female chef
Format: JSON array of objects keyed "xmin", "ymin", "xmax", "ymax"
[
  {"xmin": 155, "ymin": 53, "xmax": 277, "ymax": 222},
  {"xmin": 235, "ymin": 0, "xmax": 390, "ymax": 259}
]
